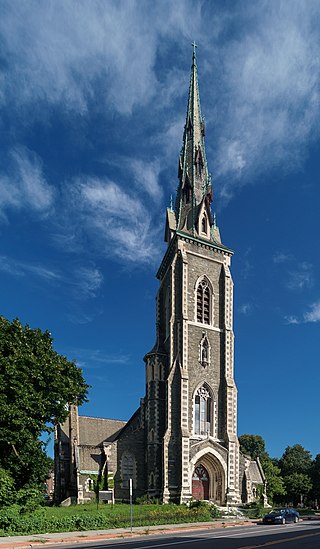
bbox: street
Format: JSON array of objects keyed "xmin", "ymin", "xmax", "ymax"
[{"xmin": 44, "ymin": 519, "xmax": 320, "ymax": 549}]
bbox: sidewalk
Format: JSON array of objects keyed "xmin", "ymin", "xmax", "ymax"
[{"xmin": 0, "ymin": 518, "xmax": 256, "ymax": 549}]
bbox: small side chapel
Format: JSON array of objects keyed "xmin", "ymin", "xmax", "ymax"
[{"xmin": 54, "ymin": 49, "xmax": 265, "ymax": 506}]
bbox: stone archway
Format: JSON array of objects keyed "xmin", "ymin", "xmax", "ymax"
[{"xmin": 191, "ymin": 451, "xmax": 226, "ymax": 505}]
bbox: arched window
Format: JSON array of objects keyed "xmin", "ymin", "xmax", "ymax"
[
  {"xmin": 121, "ymin": 452, "xmax": 135, "ymax": 488},
  {"xmin": 200, "ymin": 334, "xmax": 210, "ymax": 367},
  {"xmin": 201, "ymin": 215, "xmax": 207, "ymax": 234},
  {"xmin": 194, "ymin": 385, "xmax": 212, "ymax": 436},
  {"xmin": 85, "ymin": 477, "xmax": 94, "ymax": 492},
  {"xmin": 196, "ymin": 278, "xmax": 211, "ymax": 324}
]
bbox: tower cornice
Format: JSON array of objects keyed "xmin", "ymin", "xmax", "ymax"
[{"xmin": 157, "ymin": 230, "xmax": 234, "ymax": 281}]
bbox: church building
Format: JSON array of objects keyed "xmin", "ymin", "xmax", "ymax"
[{"xmin": 54, "ymin": 49, "xmax": 265, "ymax": 506}]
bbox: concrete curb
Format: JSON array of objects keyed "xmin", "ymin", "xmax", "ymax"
[{"xmin": 0, "ymin": 519, "xmax": 256, "ymax": 548}]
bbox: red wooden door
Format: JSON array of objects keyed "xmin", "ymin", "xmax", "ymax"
[{"xmin": 192, "ymin": 464, "xmax": 209, "ymax": 500}]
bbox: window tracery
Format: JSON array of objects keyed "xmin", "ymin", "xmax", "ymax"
[
  {"xmin": 196, "ymin": 278, "xmax": 212, "ymax": 324},
  {"xmin": 194, "ymin": 385, "xmax": 212, "ymax": 436}
]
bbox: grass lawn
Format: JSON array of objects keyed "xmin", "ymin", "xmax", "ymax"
[{"xmin": 0, "ymin": 502, "xmax": 218, "ymax": 536}]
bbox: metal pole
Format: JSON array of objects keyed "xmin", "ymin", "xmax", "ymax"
[{"xmin": 129, "ymin": 478, "xmax": 133, "ymax": 533}]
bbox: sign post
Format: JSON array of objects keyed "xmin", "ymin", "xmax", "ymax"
[{"xmin": 129, "ymin": 478, "xmax": 133, "ymax": 533}]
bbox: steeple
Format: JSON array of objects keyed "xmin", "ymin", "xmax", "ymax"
[
  {"xmin": 164, "ymin": 46, "xmax": 226, "ymax": 249},
  {"xmin": 179, "ymin": 42, "xmax": 209, "ymax": 203}
]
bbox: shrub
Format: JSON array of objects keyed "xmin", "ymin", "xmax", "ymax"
[
  {"xmin": 16, "ymin": 487, "xmax": 44, "ymax": 513},
  {"xmin": 0, "ymin": 469, "xmax": 16, "ymax": 508}
]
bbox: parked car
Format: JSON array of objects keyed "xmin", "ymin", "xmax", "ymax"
[{"xmin": 263, "ymin": 508, "xmax": 299, "ymax": 524}]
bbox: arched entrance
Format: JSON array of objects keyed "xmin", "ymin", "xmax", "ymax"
[
  {"xmin": 191, "ymin": 451, "xmax": 227, "ymax": 504},
  {"xmin": 192, "ymin": 464, "xmax": 209, "ymax": 500}
]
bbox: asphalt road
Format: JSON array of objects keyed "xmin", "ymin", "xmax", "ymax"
[{"xmin": 46, "ymin": 519, "xmax": 320, "ymax": 549}]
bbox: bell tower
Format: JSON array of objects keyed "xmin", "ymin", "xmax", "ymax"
[{"xmin": 144, "ymin": 45, "xmax": 240, "ymax": 505}]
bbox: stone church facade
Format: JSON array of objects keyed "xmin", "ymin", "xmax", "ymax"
[{"xmin": 55, "ymin": 50, "xmax": 265, "ymax": 506}]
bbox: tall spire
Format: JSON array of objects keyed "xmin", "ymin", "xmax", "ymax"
[{"xmin": 175, "ymin": 44, "xmax": 212, "ymax": 235}]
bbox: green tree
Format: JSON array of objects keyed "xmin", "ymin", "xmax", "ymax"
[
  {"xmin": 279, "ymin": 445, "xmax": 313, "ymax": 505},
  {"xmin": 311, "ymin": 454, "xmax": 320, "ymax": 505},
  {"xmin": 0, "ymin": 468, "xmax": 15, "ymax": 507},
  {"xmin": 239, "ymin": 434, "xmax": 268, "ymax": 461},
  {"xmin": 279, "ymin": 445, "xmax": 313, "ymax": 477},
  {"xmin": 262, "ymin": 459, "xmax": 286, "ymax": 503},
  {"xmin": 239, "ymin": 434, "xmax": 285, "ymax": 503},
  {"xmin": 284, "ymin": 473, "xmax": 312, "ymax": 506},
  {"xmin": 0, "ymin": 316, "xmax": 89, "ymax": 492}
]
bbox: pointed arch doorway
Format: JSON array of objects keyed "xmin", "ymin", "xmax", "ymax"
[
  {"xmin": 191, "ymin": 454, "xmax": 226, "ymax": 504},
  {"xmin": 192, "ymin": 464, "xmax": 209, "ymax": 500}
]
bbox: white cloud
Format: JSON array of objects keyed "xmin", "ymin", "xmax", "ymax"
[
  {"xmin": 303, "ymin": 301, "xmax": 320, "ymax": 323},
  {"xmin": 284, "ymin": 315, "xmax": 300, "ymax": 325},
  {"xmin": 129, "ymin": 159, "xmax": 162, "ymax": 201},
  {"xmin": 284, "ymin": 300, "xmax": 320, "ymax": 324},
  {"xmin": 287, "ymin": 262, "xmax": 313, "ymax": 290},
  {"xmin": 71, "ymin": 266, "xmax": 103, "ymax": 299},
  {"xmin": 214, "ymin": 0, "xmax": 320, "ymax": 195},
  {"xmin": 273, "ymin": 252, "xmax": 292, "ymax": 264},
  {"xmin": 67, "ymin": 347, "xmax": 130, "ymax": 368},
  {"xmin": 70, "ymin": 177, "xmax": 162, "ymax": 265},
  {"xmin": 238, "ymin": 303, "xmax": 253, "ymax": 315},
  {"xmin": 0, "ymin": 0, "xmax": 201, "ymax": 115},
  {"xmin": 0, "ymin": 255, "xmax": 60, "ymax": 281},
  {"xmin": 0, "ymin": 147, "xmax": 54, "ymax": 218}
]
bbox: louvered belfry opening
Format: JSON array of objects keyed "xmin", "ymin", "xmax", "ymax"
[{"xmin": 197, "ymin": 279, "xmax": 210, "ymax": 324}]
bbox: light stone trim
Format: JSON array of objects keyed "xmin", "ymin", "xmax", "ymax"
[{"xmin": 187, "ymin": 321, "xmax": 223, "ymax": 333}]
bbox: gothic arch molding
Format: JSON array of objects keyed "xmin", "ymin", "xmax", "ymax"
[{"xmin": 190, "ymin": 448, "xmax": 227, "ymax": 504}]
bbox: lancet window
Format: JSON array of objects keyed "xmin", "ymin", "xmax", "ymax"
[
  {"xmin": 196, "ymin": 278, "xmax": 212, "ymax": 324},
  {"xmin": 199, "ymin": 334, "xmax": 210, "ymax": 367},
  {"xmin": 194, "ymin": 385, "xmax": 212, "ymax": 436},
  {"xmin": 201, "ymin": 214, "xmax": 207, "ymax": 234}
]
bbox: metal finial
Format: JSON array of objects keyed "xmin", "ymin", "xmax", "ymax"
[
  {"xmin": 192, "ymin": 40, "xmax": 198, "ymax": 63},
  {"xmin": 170, "ymin": 194, "xmax": 173, "ymax": 211},
  {"xmin": 213, "ymin": 212, "xmax": 217, "ymax": 228}
]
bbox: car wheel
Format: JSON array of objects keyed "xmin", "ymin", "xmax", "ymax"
[
  {"xmin": 294, "ymin": 516, "xmax": 299, "ymax": 523},
  {"xmin": 282, "ymin": 517, "xmax": 286, "ymax": 524}
]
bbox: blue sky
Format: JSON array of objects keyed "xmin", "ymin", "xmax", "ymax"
[{"xmin": 1, "ymin": 0, "xmax": 319, "ymax": 460}]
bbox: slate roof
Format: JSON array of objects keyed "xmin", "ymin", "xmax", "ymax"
[
  {"xmin": 247, "ymin": 460, "xmax": 264, "ymax": 483},
  {"xmin": 78, "ymin": 416, "xmax": 127, "ymax": 446}
]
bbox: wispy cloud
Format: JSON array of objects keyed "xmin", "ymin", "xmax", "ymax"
[
  {"xmin": 1, "ymin": 1, "xmax": 318, "ymax": 205},
  {"xmin": 273, "ymin": 252, "xmax": 292, "ymax": 264},
  {"xmin": 214, "ymin": 0, "xmax": 320, "ymax": 197},
  {"xmin": 0, "ymin": 1, "xmax": 201, "ymax": 115},
  {"xmin": 238, "ymin": 303, "xmax": 253, "ymax": 315},
  {"xmin": 287, "ymin": 262, "xmax": 313, "ymax": 290},
  {"xmin": 0, "ymin": 255, "xmax": 60, "ymax": 281},
  {"xmin": 0, "ymin": 254, "xmax": 102, "ymax": 299},
  {"xmin": 285, "ymin": 301, "xmax": 320, "ymax": 324},
  {"xmin": 129, "ymin": 159, "xmax": 162, "ymax": 201},
  {"xmin": 0, "ymin": 147, "xmax": 54, "ymax": 219},
  {"xmin": 68, "ymin": 177, "xmax": 162, "ymax": 265},
  {"xmin": 70, "ymin": 266, "xmax": 103, "ymax": 299},
  {"xmin": 285, "ymin": 315, "xmax": 300, "ymax": 325},
  {"xmin": 303, "ymin": 301, "xmax": 320, "ymax": 323},
  {"xmin": 68, "ymin": 348, "xmax": 130, "ymax": 369}
]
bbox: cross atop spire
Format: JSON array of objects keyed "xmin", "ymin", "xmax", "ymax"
[{"xmin": 192, "ymin": 40, "xmax": 198, "ymax": 59}]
